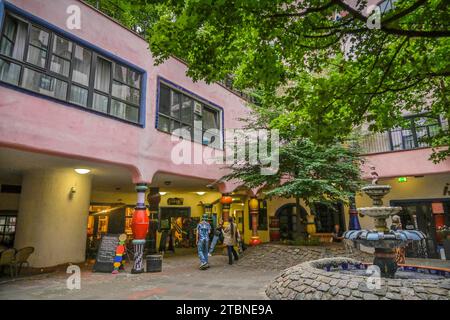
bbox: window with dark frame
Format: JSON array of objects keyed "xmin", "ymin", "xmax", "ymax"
[
  {"xmin": 0, "ymin": 12, "xmax": 143, "ymax": 124},
  {"xmin": 248, "ymin": 200, "xmax": 268, "ymax": 231},
  {"xmin": 157, "ymin": 82, "xmax": 222, "ymax": 149},
  {"xmin": 389, "ymin": 115, "xmax": 442, "ymax": 151},
  {"xmin": 0, "ymin": 215, "xmax": 17, "ymax": 247}
]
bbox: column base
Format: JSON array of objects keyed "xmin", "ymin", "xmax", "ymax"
[{"xmin": 250, "ymin": 236, "xmax": 262, "ymax": 246}]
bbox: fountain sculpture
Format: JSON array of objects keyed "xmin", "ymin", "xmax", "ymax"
[{"xmin": 343, "ymin": 167, "xmax": 426, "ymax": 278}]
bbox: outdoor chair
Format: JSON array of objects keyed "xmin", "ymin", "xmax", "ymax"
[
  {"xmin": 14, "ymin": 247, "xmax": 34, "ymax": 276},
  {"xmin": 0, "ymin": 248, "xmax": 16, "ymax": 277}
]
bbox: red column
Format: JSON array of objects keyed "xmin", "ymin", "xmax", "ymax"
[{"xmin": 131, "ymin": 183, "xmax": 149, "ymax": 274}]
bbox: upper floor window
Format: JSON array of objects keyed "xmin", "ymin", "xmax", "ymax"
[
  {"xmin": 0, "ymin": 12, "xmax": 143, "ymax": 124},
  {"xmin": 157, "ymin": 82, "xmax": 222, "ymax": 149},
  {"xmin": 360, "ymin": 114, "xmax": 443, "ymax": 154}
]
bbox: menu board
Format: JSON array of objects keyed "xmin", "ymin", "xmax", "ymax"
[{"xmin": 93, "ymin": 234, "xmax": 120, "ymax": 273}]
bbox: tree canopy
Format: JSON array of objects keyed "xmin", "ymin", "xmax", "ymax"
[{"xmin": 90, "ymin": 0, "xmax": 449, "ymax": 161}]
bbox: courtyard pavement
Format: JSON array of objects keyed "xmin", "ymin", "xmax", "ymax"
[
  {"xmin": 0, "ymin": 248, "xmax": 275, "ymax": 300},
  {"xmin": 0, "ymin": 244, "xmax": 449, "ymax": 300}
]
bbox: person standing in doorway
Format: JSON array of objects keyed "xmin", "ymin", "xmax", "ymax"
[
  {"xmin": 208, "ymin": 219, "xmax": 223, "ymax": 256},
  {"xmin": 223, "ymin": 217, "xmax": 240, "ymax": 265},
  {"xmin": 196, "ymin": 214, "xmax": 211, "ymax": 270}
]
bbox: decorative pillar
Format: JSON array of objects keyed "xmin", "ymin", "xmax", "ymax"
[
  {"xmin": 249, "ymin": 197, "xmax": 261, "ymax": 246},
  {"xmin": 146, "ymin": 188, "xmax": 161, "ymax": 255},
  {"xmin": 131, "ymin": 183, "xmax": 149, "ymax": 274},
  {"xmin": 348, "ymin": 195, "xmax": 361, "ymax": 230},
  {"xmin": 220, "ymin": 194, "xmax": 233, "ymax": 224}
]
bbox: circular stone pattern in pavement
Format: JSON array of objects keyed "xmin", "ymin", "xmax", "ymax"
[{"xmin": 265, "ymin": 257, "xmax": 450, "ymax": 300}]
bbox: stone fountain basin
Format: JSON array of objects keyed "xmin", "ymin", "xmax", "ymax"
[
  {"xmin": 357, "ymin": 206, "xmax": 402, "ymax": 217},
  {"xmin": 265, "ymin": 258, "xmax": 450, "ymax": 300},
  {"xmin": 344, "ymin": 229, "xmax": 426, "ymax": 248}
]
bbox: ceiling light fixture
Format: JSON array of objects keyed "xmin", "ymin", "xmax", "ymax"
[
  {"xmin": 159, "ymin": 192, "xmax": 168, "ymax": 196},
  {"xmin": 196, "ymin": 192, "xmax": 206, "ymax": 196},
  {"xmin": 74, "ymin": 168, "xmax": 90, "ymax": 175}
]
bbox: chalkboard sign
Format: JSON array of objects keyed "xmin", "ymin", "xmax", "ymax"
[{"xmin": 93, "ymin": 234, "xmax": 120, "ymax": 273}]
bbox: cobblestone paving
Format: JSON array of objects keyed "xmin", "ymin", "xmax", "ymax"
[{"xmin": 265, "ymin": 257, "xmax": 450, "ymax": 300}]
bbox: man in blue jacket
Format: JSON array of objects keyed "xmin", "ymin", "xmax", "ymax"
[{"xmin": 196, "ymin": 214, "xmax": 211, "ymax": 270}]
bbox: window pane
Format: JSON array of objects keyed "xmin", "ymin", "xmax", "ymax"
[
  {"xmin": 114, "ymin": 64, "xmax": 140, "ymax": 88},
  {"xmin": 170, "ymin": 120, "xmax": 180, "ymax": 133},
  {"xmin": 203, "ymin": 131, "xmax": 220, "ymax": 148},
  {"xmin": 50, "ymin": 55, "xmax": 70, "ymax": 77},
  {"xmin": 0, "ymin": 15, "xmax": 27, "ymax": 61},
  {"xmin": 112, "ymin": 81, "xmax": 139, "ymax": 105},
  {"xmin": 0, "ymin": 58, "xmax": 21, "ymax": 85},
  {"xmin": 170, "ymin": 90, "xmax": 181, "ymax": 119},
  {"xmin": 69, "ymin": 85, "xmax": 88, "ymax": 107},
  {"xmin": 29, "ymin": 26, "xmax": 49, "ymax": 49},
  {"xmin": 181, "ymin": 95, "xmax": 193, "ymax": 124},
  {"xmin": 159, "ymin": 84, "xmax": 171, "ymax": 116},
  {"xmin": 111, "ymin": 99, "xmax": 139, "ymax": 122},
  {"xmin": 22, "ymin": 68, "xmax": 67, "ymax": 100},
  {"xmin": 158, "ymin": 115, "xmax": 170, "ymax": 132},
  {"xmin": 72, "ymin": 45, "xmax": 91, "ymax": 85},
  {"xmin": 94, "ymin": 57, "xmax": 111, "ymax": 93},
  {"xmin": 93, "ymin": 93, "xmax": 108, "ymax": 113},
  {"xmin": 52, "ymin": 35, "xmax": 72, "ymax": 59},
  {"xmin": 27, "ymin": 45, "xmax": 47, "ymax": 68},
  {"xmin": 203, "ymin": 108, "xmax": 219, "ymax": 130}
]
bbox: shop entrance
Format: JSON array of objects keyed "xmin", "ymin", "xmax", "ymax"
[
  {"xmin": 159, "ymin": 207, "xmax": 198, "ymax": 251},
  {"xmin": 391, "ymin": 199, "xmax": 450, "ymax": 259}
]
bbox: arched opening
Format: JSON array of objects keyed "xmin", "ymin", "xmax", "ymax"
[{"xmin": 275, "ymin": 203, "xmax": 307, "ymax": 241}]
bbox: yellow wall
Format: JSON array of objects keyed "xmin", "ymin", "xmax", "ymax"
[{"xmin": 354, "ymin": 173, "xmax": 450, "ymax": 230}]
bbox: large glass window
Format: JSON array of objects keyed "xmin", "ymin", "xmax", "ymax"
[
  {"xmin": 389, "ymin": 115, "xmax": 442, "ymax": 151},
  {"xmin": 157, "ymin": 82, "xmax": 222, "ymax": 148},
  {"xmin": 0, "ymin": 12, "xmax": 143, "ymax": 124}
]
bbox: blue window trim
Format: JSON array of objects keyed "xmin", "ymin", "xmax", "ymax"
[
  {"xmin": 155, "ymin": 76, "xmax": 225, "ymax": 149},
  {"xmin": 0, "ymin": 1, "xmax": 147, "ymax": 128}
]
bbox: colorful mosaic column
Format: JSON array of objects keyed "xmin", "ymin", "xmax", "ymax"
[
  {"xmin": 220, "ymin": 194, "xmax": 233, "ymax": 224},
  {"xmin": 249, "ymin": 197, "xmax": 261, "ymax": 246},
  {"xmin": 146, "ymin": 188, "xmax": 161, "ymax": 255},
  {"xmin": 131, "ymin": 183, "xmax": 149, "ymax": 274},
  {"xmin": 348, "ymin": 195, "xmax": 361, "ymax": 230}
]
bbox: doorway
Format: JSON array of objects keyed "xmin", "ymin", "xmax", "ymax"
[
  {"xmin": 390, "ymin": 199, "xmax": 450, "ymax": 259},
  {"xmin": 275, "ymin": 203, "xmax": 307, "ymax": 240}
]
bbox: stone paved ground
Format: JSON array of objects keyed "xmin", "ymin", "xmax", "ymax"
[{"xmin": 0, "ymin": 244, "xmax": 448, "ymax": 300}]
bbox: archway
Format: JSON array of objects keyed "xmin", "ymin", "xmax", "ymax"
[{"xmin": 275, "ymin": 203, "xmax": 308, "ymax": 240}]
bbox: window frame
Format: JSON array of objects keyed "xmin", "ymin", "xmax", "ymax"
[
  {"xmin": 156, "ymin": 78, "xmax": 224, "ymax": 150},
  {"xmin": 388, "ymin": 114, "xmax": 442, "ymax": 151},
  {"xmin": 0, "ymin": 8, "xmax": 146, "ymax": 126}
]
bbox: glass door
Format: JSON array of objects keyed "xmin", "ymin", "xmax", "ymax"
[{"xmin": 392, "ymin": 201, "xmax": 439, "ymax": 259}]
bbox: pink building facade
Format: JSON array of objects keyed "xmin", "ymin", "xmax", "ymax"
[{"xmin": 0, "ymin": 0, "xmax": 449, "ymax": 267}]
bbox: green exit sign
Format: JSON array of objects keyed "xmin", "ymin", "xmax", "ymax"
[{"xmin": 398, "ymin": 177, "xmax": 407, "ymax": 183}]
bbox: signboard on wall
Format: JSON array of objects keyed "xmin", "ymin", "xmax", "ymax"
[{"xmin": 167, "ymin": 198, "xmax": 184, "ymax": 206}]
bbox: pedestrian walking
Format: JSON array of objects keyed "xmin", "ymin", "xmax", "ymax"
[
  {"xmin": 208, "ymin": 219, "xmax": 223, "ymax": 256},
  {"xmin": 223, "ymin": 217, "xmax": 240, "ymax": 265},
  {"xmin": 196, "ymin": 214, "xmax": 211, "ymax": 270}
]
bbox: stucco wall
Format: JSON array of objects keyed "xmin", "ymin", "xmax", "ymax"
[
  {"xmin": 0, "ymin": 0, "xmax": 251, "ymax": 185},
  {"xmin": 14, "ymin": 168, "xmax": 92, "ymax": 267}
]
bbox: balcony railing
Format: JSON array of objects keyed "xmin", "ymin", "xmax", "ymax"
[{"xmin": 360, "ymin": 117, "xmax": 445, "ymax": 154}]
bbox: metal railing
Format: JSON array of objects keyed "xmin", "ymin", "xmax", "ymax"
[{"xmin": 360, "ymin": 123, "xmax": 444, "ymax": 154}]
